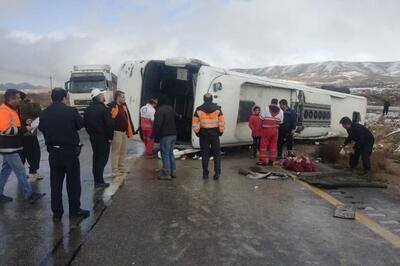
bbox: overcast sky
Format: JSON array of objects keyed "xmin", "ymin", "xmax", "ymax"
[{"xmin": 1, "ymin": 0, "xmax": 400, "ymax": 86}]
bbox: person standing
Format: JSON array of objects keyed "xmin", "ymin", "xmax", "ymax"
[
  {"xmin": 109, "ymin": 91, "xmax": 135, "ymax": 177},
  {"xmin": 140, "ymin": 98, "xmax": 157, "ymax": 158},
  {"xmin": 383, "ymin": 101, "xmax": 390, "ymax": 116},
  {"xmin": 340, "ymin": 116, "xmax": 375, "ymax": 177},
  {"xmin": 248, "ymin": 105, "xmax": 262, "ymax": 158},
  {"xmin": 152, "ymin": 95, "xmax": 177, "ymax": 180},
  {"xmin": 84, "ymin": 89, "xmax": 114, "ymax": 189},
  {"xmin": 278, "ymin": 99, "xmax": 297, "ymax": 158},
  {"xmin": 257, "ymin": 98, "xmax": 283, "ymax": 166},
  {"xmin": 39, "ymin": 88, "xmax": 89, "ymax": 221},
  {"xmin": 0, "ymin": 89, "xmax": 45, "ymax": 203},
  {"xmin": 192, "ymin": 93, "xmax": 225, "ymax": 180},
  {"xmin": 19, "ymin": 91, "xmax": 43, "ymax": 181}
]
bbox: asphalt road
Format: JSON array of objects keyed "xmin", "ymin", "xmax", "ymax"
[{"xmin": 1, "ymin": 135, "xmax": 400, "ymax": 265}]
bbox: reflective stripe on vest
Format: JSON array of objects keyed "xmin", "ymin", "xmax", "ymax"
[
  {"xmin": 197, "ymin": 110, "xmax": 220, "ymax": 128},
  {"xmin": 0, "ymin": 105, "xmax": 20, "ymax": 136}
]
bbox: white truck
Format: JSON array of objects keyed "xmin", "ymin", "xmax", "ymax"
[{"xmin": 65, "ymin": 65, "xmax": 117, "ymax": 114}]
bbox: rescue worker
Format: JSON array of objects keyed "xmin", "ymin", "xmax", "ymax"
[
  {"xmin": 84, "ymin": 89, "xmax": 114, "ymax": 188},
  {"xmin": 257, "ymin": 98, "xmax": 283, "ymax": 166},
  {"xmin": 140, "ymin": 98, "xmax": 157, "ymax": 158},
  {"xmin": 278, "ymin": 99, "xmax": 297, "ymax": 158},
  {"xmin": 108, "ymin": 91, "xmax": 135, "ymax": 177},
  {"xmin": 39, "ymin": 88, "xmax": 89, "ymax": 221},
  {"xmin": 151, "ymin": 95, "xmax": 177, "ymax": 180},
  {"xmin": 248, "ymin": 105, "xmax": 262, "ymax": 158},
  {"xmin": 340, "ymin": 116, "xmax": 375, "ymax": 177},
  {"xmin": 19, "ymin": 91, "xmax": 43, "ymax": 181},
  {"xmin": 192, "ymin": 93, "xmax": 225, "ymax": 180},
  {"xmin": 0, "ymin": 89, "xmax": 45, "ymax": 203}
]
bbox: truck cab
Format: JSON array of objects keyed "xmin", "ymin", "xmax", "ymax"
[{"xmin": 65, "ymin": 65, "xmax": 117, "ymax": 114}]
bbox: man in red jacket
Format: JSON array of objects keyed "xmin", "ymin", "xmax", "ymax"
[
  {"xmin": 257, "ymin": 99, "xmax": 283, "ymax": 166},
  {"xmin": 248, "ymin": 105, "xmax": 262, "ymax": 158}
]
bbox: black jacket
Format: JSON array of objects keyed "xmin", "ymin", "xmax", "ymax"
[
  {"xmin": 194, "ymin": 102, "xmax": 223, "ymax": 136},
  {"xmin": 344, "ymin": 123, "xmax": 375, "ymax": 148},
  {"xmin": 39, "ymin": 102, "xmax": 83, "ymax": 147},
  {"xmin": 281, "ymin": 108, "xmax": 297, "ymax": 132},
  {"xmin": 84, "ymin": 100, "xmax": 114, "ymax": 140},
  {"xmin": 152, "ymin": 104, "xmax": 177, "ymax": 141}
]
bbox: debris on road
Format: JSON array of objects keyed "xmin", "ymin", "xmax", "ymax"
[
  {"xmin": 238, "ymin": 167, "xmax": 289, "ymax": 180},
  {"xmin": 334, "ymin": 204, "xmax": 356, "ymax": 219},
  {"xmin": 299, "ymin": 172, "xmax": 387, "ymax": 189}
]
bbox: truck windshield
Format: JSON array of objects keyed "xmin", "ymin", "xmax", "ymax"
[{"xmin": 70, "ymin": 79, "xmax": 106, "ymax": 93}]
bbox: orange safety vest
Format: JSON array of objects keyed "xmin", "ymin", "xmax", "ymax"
[
  {"xmin": 192, "ymin": 109, "xmax": 225, "ymax": 134},
  {"xmin": 111, "ymin": 104, "xmax": 135, "ymax": 138},
  {"xmin": 0, "ymin": 104, "xmax": 21, "ymax": 136}
]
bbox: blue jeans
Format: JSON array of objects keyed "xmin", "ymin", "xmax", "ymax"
[
  {"xmin": 0, "ymin": 152, "xmax": 33, "ymax": 198},
  {"xmin": 160, "ymin": 136, "xmax": 176, "ymax": 175}
]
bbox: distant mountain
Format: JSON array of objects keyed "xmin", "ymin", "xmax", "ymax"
[
  {"xmin": 0, "ymin": 82, "xmax": 49, "ymax": 93},
  {"xmin": 234, "ymin": 61, "xmax": 400, "ymax": 88}
]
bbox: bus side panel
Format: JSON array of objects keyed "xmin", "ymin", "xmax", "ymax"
[
  {"xmin": 331, "ymin": 96, "xmax": 367, "ymax": 137},
  {"xmin": 118, "ymin": 61, "xmax": 146, "ymax": 131}
]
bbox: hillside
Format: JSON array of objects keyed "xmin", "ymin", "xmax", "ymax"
[
  {"xmin": 0, "ymin": 82, "xmax": 49, "ymax": 93},
  {"xmin": 234, "ymin": 61, "xmax": 400, "ymax": 88}
]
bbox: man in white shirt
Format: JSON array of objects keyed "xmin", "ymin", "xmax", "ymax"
[{"xmin": 140, "ymin": 98, "xmax": 157, "ymax": 157}]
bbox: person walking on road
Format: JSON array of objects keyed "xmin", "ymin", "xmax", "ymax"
[
  {"xmin": 108, "ymin": 91, "xmax": 135, "ymax": 177},
  {"xmin": 140, "ymin": 98, "xmax": 157, "ymax": 158},
  {"xmin": 84, "ymin": 89, "xmax": 114, "ymax": 189},
  {"xmin": 340, "ymin": 116, "xmax": 375, "ymax": 178},
  {"xmin": 0, "ymin": 89, "xmax": 45, "ymax": 203},
  {"xmin": 278, "ymin": 99, "xmax": 297, "ymax": 158},
  {"xmin": 151, "ymin": 95, "xmax": 177, "ymax": 180},
  {"xmin": 257, "ymin": 98, "xmax": 283, "ymax": 166},
  {"xmin": 39, "ymin": 88, "xmax": 90, "ymax": 221},
  {"xmin": 383, "ymin": 101, "xmax": 390, "ymax": 116},
  {"xmin": 192, "ymin": 93, "xmax": 225, "ymax": 180},
  {"xmin": 248, "ymin": 105, "xmax": 262, "ymax": 158},
  {"xmin": 19, "ymin": 91, "xmax": 44, "ymax": 181}
]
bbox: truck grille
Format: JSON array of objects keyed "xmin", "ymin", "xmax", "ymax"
[{"xmin": 74, "ymin": 99, "xmax": 91, "ymax": 105}]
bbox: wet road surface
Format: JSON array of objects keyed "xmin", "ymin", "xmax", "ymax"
[
  {"xmin": 0, "ymin": 132, "xmax": 144, "ymax": 265},
  {"xmin": 1, "ymin": 137, "xmax": 400, "ymax": 265},
  {"xmin": 72, "ymin": 155, "xmax": 400, "ymax": 266}
]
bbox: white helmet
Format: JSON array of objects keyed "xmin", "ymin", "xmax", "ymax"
[{"xmin": 90, "ymin": 88, "xmax": 104, "ymax": 99}]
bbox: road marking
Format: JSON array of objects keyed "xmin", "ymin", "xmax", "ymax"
[{"xmin": 290, "ymin": 175, "xmax": 400, "ymax": 248}]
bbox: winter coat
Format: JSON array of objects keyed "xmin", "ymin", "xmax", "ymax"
[
  {"xmin": 152, "ymin": 104, "xmax": 177, "ymax": 141},
  {"xmin": 19, "ymin": 100, "xmax": 41, "ymax": 136},
  {"xmin": 248, "ymin": 114, "xmax": 262, "ymax": 137},
  {"xmin": 344, "ymin": 123, "xmax": 375, "ymax": 149},
  {"xmin": 281, "ymin": 108, "xmax": 297, "ymax": 132},
  {"xmin": 84, "ymin": 99, "xmax": 114, "ymax": 140}
]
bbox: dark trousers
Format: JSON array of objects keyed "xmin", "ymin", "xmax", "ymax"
[
  {"xmin": 252, "ymin": 136, "xmax": 261, "ymax": 156},
  {"xmin": 20, "ymin": 135, "xmax": 41, "ymax": 174},
  {"xmin": 383, "ymin": 108, "xmax": 389, "ymax": 116},
  {"xmin": 278, "ymin": 128, "xmax": 293, "ymax": 157},
  {"xmin": 90, "ymin": 135, "xmax": 111, "ymax": 184},
  {"xmin": 200, "ymin": 134, "xmax": 221, "ymax": 176},
  {"xmin": 350, "ymin": 145, "xmax": 373, "ymax": 171},
  {"xmin": 48, "ymin": 147, "xmax": 81, "ymax": 216}
]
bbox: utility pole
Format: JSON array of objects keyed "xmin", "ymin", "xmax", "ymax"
[{"xmin": 49, "ymin": 76, "xmax": 53, "ymax": 90}]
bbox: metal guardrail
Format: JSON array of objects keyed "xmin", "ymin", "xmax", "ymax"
[{"xmin": 367, "ymin": 105, "xmax": 400, "ymax": 113}]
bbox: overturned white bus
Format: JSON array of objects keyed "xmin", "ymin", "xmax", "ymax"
[{"xmin": 117, "ymin": 58, "xmax": 367, "ymax": 148}]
